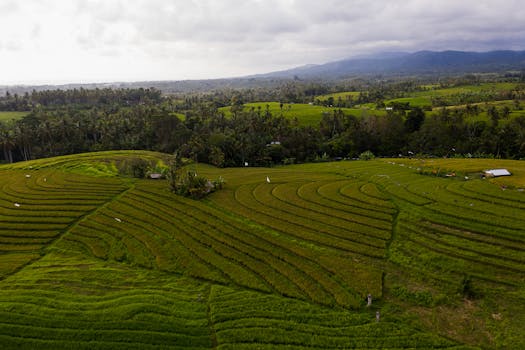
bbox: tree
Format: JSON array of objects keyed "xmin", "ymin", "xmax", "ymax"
[
  {"xmin": 404, "ymin": 107, "xmax": 425, "ymax": 133},
  {"xmin": 0, "ymin": 121, "xmax": 15, "ymax": 163},
  {"xmin": 209, "ymin": 146, "xmax": 225, "ymax": 167},
  {"xmin": 167, "ymin": 151, "xmax": 184, "ymax": 193}
]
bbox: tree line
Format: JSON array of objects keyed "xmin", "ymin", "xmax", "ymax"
[
  {"xmin": 0, "ymin": 87, "xmax": 162, "ymax": 111},
  {"xmin": 1, "ymin": 86, "xmax": 524, "ymax": 166}
]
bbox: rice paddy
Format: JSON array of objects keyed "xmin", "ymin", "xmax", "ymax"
[
  {"xmin": 218, "ymin": 102, "xmax": 385, "ymax": 126},
  {"xmin": 1, "ymin": 151, "xmax": 524, "ymax": 348},
  {"xmin": 0, "ymin": 111, "xmax": 29, "ymax": 122}
]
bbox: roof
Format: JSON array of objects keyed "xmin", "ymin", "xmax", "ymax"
[{"xmin": 484, "ymin": 169, "xmax": 511, "ymax": 177}]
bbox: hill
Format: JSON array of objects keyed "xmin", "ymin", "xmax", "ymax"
[
  {"xmin": 1, "ymin": 151, "xmax": 524, "ymax": 348},
  {"xmin": 2, "ymin": 51, "xmax": 525, "ymax": 96},
  {"xmin": 257, "ymin": 50, "xmax": 525, "ymax": 79}
]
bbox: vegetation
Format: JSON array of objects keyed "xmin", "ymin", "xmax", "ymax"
[
  {"xmin": 0, "ymin": 111, "xmax": 29, "ymax": 122},
  {"xmin": 1, "ymin": 79, "xmax": 525, "ymax": 166},
  {"xmin": 167, "ymin": 152, "xmax": 224, "ymax": 199},
  {"xmin": 218, "ymin": 101, "xmax": 383, "ymax": 127},
  {"xmin": 1, "ymin": 151, "xmax": 524, "ymax": 348},
  {"xmin": 1, "ymin": 73, "xmax": 525, "ymax": 348}
]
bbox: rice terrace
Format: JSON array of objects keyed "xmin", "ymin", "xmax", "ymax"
[{"xmin": 1, "ymin": 150, "xmax": 524, "ymax": 349}]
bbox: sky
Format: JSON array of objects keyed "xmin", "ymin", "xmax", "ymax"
[{"xmin": 0, "ymin": 0, "xmax": 524, "ymax": 85}]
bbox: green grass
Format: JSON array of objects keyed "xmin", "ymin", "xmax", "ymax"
[
  {"xmin": 0, "ymin": 252, "xmax": 213, "ymax": 349},
  {"xmin": 315, "ymin": 91, "xmax": 361, "ymax": 102},
  {"xmin": 3, "ymin": 151, "xmax": 525, "ymax": 348},
  {"xmin": 384, "ymin": 83, "xmax": 520, "ymax": 109},
  {"xmin": 0, "ymin": 111, "xmax": 29, "ymax": 122},
  {"xmin": 219, "ymin": 102, "xmax": 385, "ymax": 127},
  {"xmin": 386, "ymin": 96, "xmax": 433, "ymax": 107},
  {"xmin": 1, "ymin": 150, "xmax": 169, "ymax": 177},
  {"xmin": 0, "ymin": 250, "xmax": 470, "ymax": 350}
]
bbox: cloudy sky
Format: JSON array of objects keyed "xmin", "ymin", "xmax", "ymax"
[{"xmin": 1, "ymin": 0, "xmax": 524, "ymax": 85}]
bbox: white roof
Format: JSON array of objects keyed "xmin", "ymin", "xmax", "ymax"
[{"xmin": 484, "ymin": 169, "xmax": 511, "ymax": 177}]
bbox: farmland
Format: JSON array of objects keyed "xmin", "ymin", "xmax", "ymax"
[
  {"xmin": 211, "ymin": 82, "xmax": 524, "ymax": 129},
  {"xmin": 384, "ymin": 82, "xmax": 521, "ymax": 109},
  {"xmin": 0, "ymin": 111, "xmax": 29, "ymax": 121},
  {"xmin": 218, "ymin": 102, "xmax": 385, "ymax": 126},
  {"xmin": 314, "ymin": 83, "xmax": 523, "ymax": 111},
  {"xmin": 1, "ymin": 151, "xmax": 524, "ymax": 348}
]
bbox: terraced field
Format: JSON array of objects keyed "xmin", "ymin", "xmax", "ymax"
[
  {"xmin": 1, "ymin": 152, "xmax": 524, "ymax": 348},
  {"xmin": 0, "ymin": 168, "xmax": 128, "ymax": 278}
]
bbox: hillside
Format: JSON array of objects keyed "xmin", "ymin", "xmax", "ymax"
[
  {"xmin": 1, "ymin": 151, "xmax": 524, "ymax": 349},
  {"xmin": 257, "ymin": 50, "xmax": 525, "ymax": 79},
  {"xmin": 2, "ymin": 51, "xmax": 525, "ymax": 96}
]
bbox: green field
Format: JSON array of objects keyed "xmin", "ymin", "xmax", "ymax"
[
  {"xmin": 309, "ymin": 83, "xmax": 521, "ymax": 110},
  {"xmin": 0, "ymin": 111, "xmax": 30, "ymax": 122},
  {"xmin": 219, "ymin": 102, "xmax": 385, "ymax": 126},
  {"xmin": 384, "ymin": 83, "xmax": 520, "ymax": 108},
  {"xmin": 1, "ymin": 151, "xmax": 524, "ymax": 348},
  {"xmin": 315, "ymin": 91, "xmax": 361, "ymax": 102}
]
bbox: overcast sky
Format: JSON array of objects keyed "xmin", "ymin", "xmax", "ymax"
[{"xmin": 1, "ymin": 0, "xmax": 524, "ymax": 85}]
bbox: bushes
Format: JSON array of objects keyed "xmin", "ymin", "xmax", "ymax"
[
  {"xmin": 458, "ymin": 275, "xmax": 480, "ymax": 300},
  {"xmin": 171, "ymin": 171, "xmax": 224, "ymax": 199},
  {"xmin": 167, "ymin": 152, "xmax": 224, "ymax": 199},
  {"xmin": 120, "ymin": 158, "xmax": 169, "ymax": 179},
  {"xmin": 359, "ymin": 150, "xmax": 375, "ymax": 160}
]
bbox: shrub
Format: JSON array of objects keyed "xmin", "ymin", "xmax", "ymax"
[
  {"xmin": 359, "ymin": 150, "xmax": 375, "ymax": 160},
  {"xmin": 458, "ymin": 275, "xmax": 479, "ymax": 299},
  {"xmin": 146, "ymin": 161, "xmax": 169, "ymax": 179},
  {"xmin": 170, "ymin": 169, "xmax": 224, "ymax": 200}
]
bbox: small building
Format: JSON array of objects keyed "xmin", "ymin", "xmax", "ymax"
[{"xmin": 483, "ymin": 169, "xmax": 511, "ymax": 178}]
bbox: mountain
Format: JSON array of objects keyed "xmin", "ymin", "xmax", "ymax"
[
  {"xmin": 256, "ymin": 50, "xmax": 525, "ymax": 79},
  {"xmin": 2, "ymin": 50, "xmax": 525, "ymax": 96}
]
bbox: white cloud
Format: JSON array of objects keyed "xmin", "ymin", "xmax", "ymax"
[{"xmin": 0, "ymin": 0, "xmax": 524, "ymax": 84}]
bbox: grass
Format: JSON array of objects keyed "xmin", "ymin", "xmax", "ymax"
[
  {"xmin": 0, "ymin": 252, "xmax": 213, "ymax": 349},
  {"xmin": 0, "ymin": 111, "xmax": 29, "ymax": 122},
  {"xmin": 0, "ymin": 167, "xmax": 128, "ymax": 279},
  {"xmin": 384, "ymin": 82, "xmax": 521, "ymax": 109},
  {"xmin": 2, "ymin": 151, "xmax": 525, "ymax": 348},
  {"xmin": 315, "ymin": 91, "xmax": 361, "ymax": 103},
  {"xmin": 219, "ymin": 102, "xmax": 385, "ymax": 127},
  {"xmin": 0, "ymin": 250, "xmax": 470, "ymax": 350}
]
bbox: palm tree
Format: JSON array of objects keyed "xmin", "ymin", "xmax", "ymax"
[{"xmin": 0, "ymin": 121, "xmax": 15, "ymax": 163}]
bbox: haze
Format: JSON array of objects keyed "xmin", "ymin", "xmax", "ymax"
[{"xmin": 1, "ymin": 0, "xmax": 524, "ymax": 85}]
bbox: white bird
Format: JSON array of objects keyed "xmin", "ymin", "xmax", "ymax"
[
  {"xmin": 114, "ymin": 217, "xmax": 122, "ymax": 223},
  {"xmin": 14, "ymin": 203, "xmax": 20, "ymax": 207},
  {"xmin": 25, "ymin": 174, "xmax": 31, "ymax": 178},
  {"xmin": 266, "ymin": 176, "xmax": 271, "ymax": 183}
]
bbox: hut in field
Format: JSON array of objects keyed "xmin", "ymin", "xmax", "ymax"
[{"xmin": 483, "ymin": 169, "xmax": 511, "ymax": 178}]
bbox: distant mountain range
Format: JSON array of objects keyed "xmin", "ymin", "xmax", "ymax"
[
  {"xmin": 254, "ymin": 50, "xmax": 525, "ymax": 79},
  {"xmin": 2, "ymin": 50, "xmax": 525, "ymax": 95}
]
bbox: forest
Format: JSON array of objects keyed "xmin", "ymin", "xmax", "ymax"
[{"xmin": 1, "ymin": 76, "xmax": 525, "ymax": 166}]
